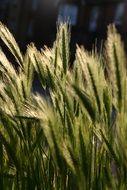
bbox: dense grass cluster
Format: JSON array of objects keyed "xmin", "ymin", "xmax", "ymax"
[{"xmin": 0, "ymin": 22, "xmax": 127, "ymax": 189}]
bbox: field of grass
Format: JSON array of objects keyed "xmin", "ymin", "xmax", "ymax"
[{"xmin": 0, "ymin": 22, "xmax": 127, "ymax": 190}]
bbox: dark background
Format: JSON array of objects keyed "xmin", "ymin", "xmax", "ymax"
[{"xmin": 0, "ymin": 0, "xmax": 127, "ymax": 51}]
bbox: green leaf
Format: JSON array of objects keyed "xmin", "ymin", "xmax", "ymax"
[
  {"xmin": 74, "ymin": 86, "xmax": 96, "ymax": 122},
  {"xmin": 0, "ymin": 23, "xmax": 23, "ymax": 67}
]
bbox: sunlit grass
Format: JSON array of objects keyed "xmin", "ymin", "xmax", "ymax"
[{"xmin": 0, "ymin": 22, "xmax": 127, "ymax": 189}]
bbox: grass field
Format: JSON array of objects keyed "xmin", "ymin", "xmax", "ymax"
[{"xmin": 0, "ymin": 22, "xmax": 127, "ymax": 189}]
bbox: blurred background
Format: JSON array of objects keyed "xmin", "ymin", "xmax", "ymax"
[{"xmin": 0, "ymin": 0, "xmax": 127, "ymax": 51}]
